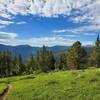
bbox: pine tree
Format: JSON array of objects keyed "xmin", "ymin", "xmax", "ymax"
[
  {"xmin": 89, "ymin": 35, "xmax": 100, "ymax": 67},
  {"xmin": 12, "ymin": 56, "xmax": 19, "ymax": 75},
  {"xmin": 36, "ymin": 45, "xmax": 55, "ymax": 72},
  {"xmin": 15, "ymin": 54, "xmax": 24, "ymax": 74},
  {"xmin": 27, "ymin": 54, "xmax": 35, "ymax": 74},
  {"xmin": 0, "ymin": 51, "xmax": 13, "ymax": 77},
  {"xmin": 59, "ymin": 53, "xmax": 67, "ymax": 70},
  {"xmin": 67, "ymin": 41, "xmax": 87, "ymax": 69},
  {"xmin": 5, "ymin": 51, "xmax": 12, "ymax": 76},
  {"xmin": 38, "ymin": 45, "xmax": 49, "ymax": 72},
  {"xmin": 47, "ymin": 51, "xmax": 55, "ymax": 71}
]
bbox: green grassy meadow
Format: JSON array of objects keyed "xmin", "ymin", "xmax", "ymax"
[{"xmin": 0, "ymin": 68, "xmax": 100, "ymax": 100}]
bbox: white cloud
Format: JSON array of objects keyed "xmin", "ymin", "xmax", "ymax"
[
  {"xmin": 0, "ymin": 0, "xmax": 99, "ymax": 26},
  {"xmin": 0, "ymin": 20, "xmax": 14, "ymax": 29},
  {"xmin": 0, "ymin": 0, "xmax": 75, "ymax": 18},
  {"xmin": 0, "ymin": 0, "xmax": 98, "ymax": 47},
  {"xmin": 0, "ymin": 20, "xmax": 27, "ymax": 28},
  {"xmin": 0, "ymin": 32, "xmax": 18, "ymax": 39},
  {"xmin": 57, "ymin": 34, "xmax": 80, "ymax": 38},
  {"xmin": 0, "ymin": 20, "xmax": 14, "ymax": 25},
  {"xmin": 53, "ymin": 29, "xmax": 67, "ymax": 33},
  {"xmin": 0, "ymin": 35, "xmax": 76, "ymax": 46},
  {"xmin": 82, "ymin": 40, "xmax": 94, "ymax": 46},
  {"xmin": 53, "ymin": 24, "xmax": 99, "ymax": 36},
  {"xmin": 0, "ymin": 34, "xmax": 94, "ymax": 46},
  {"xmin": 0, "ymin": 0, "xmax": 99, "ymax": 29},
  {"xmin": 16, "ymin": 21, "xmax": 27, "ymax": 25}
]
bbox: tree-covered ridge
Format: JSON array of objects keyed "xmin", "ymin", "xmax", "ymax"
[{"xmin": 0, "ymin": 36, "xmax": 100, "ymax": 77}]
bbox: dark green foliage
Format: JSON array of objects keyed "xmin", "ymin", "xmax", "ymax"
[
  {"xmin": 0, "ymin": 51, "xmax": 13, "ymax": 77},
  {"xmin": 16, "ymin": 54, "xmax": 25, "ymax": 74},
  {"xmin": 89, "ymin": 35, "xmax": 100, "ymax": 67},
  {"xmin": 12, "ymin": 56, "xmax": 19, "ymax": 75},
  {"xmin": 26, "ymin": 54, "xmax": 36, "ymax": 74},
  {"xmin": 67, "ymin": 41, "xmax": 87, "ymax": 69},
  {"xmin": 35, "ymin": 45, "xmax": 55, "ymax": 72},
  {"xmin": 0, "ymin": 51, "xmax": 25, "ymax": 77},
  {"xmin": 58, "ymin": 53, "xmax": 67, "ymax": 70},
  {"xmin": 89, "ymin": 78, "xmax": 98, "ymax": 83}
]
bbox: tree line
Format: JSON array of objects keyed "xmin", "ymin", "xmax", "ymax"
[{"xmin": 0, "ymin": 35, "xmax": 100, "ymax": 77}]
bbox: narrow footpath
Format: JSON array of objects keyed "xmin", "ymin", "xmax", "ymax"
[{"xmin": 0, "ymin": 84, "xmax": 12, "ymax": 100}]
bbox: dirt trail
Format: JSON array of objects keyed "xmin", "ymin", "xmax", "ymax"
[{"xmin": 0, "ymin": 84, "xmax": 12, "ymax": 100}]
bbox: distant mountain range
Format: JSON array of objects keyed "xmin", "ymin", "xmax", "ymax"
[
  {"xmin": 0, "ymin": 44, "xmax": 93, "ymax": 62},
  {"xmin": 0, "ymin": 44, "xmax": 68, "ymax": 62}
]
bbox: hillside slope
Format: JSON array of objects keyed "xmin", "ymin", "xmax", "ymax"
[{"xmin": 0, "ymin": 68, "xmax": 100, "ymax": 100}]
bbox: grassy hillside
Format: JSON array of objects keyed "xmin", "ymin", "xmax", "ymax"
[{"xmin": 0, "ymin": 68, "xmax": 100, "ymax": 100}]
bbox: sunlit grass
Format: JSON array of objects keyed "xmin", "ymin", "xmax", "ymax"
[{"xmin": 0, "ymin": 68, "xmax": 100, "ymax": 100}]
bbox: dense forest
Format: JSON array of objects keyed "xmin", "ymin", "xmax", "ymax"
[{"xmin": 0, "ymin": 35, "xmax": 100, "ymax": 77}]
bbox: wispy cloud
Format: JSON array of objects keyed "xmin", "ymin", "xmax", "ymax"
[
  {"xmin": 53, "ymin": 29, "xmax": 67, "ymax": 33},
  {"xmin": 0, "ymin": 32, "xmax": 76, "ymax": 46},
  {"xmin": 16, "ymin": 21, "xmax": 27, "ymax": 25},
  {"xmin": 57, "ymin": 34, "xmax": 80, "ymax": 38},
  {"xmin": 0, "ymin": 20, "xmax": 14, "ymax": 25},
  {"xmin": 53, "ymin": 24, "xmax": 98, "ymax": 36},
  {"xmin": 0, "ymin": 33, "xmax": 94, "ymax": 46},
  {"xmin": 0, "ymin": 20, "xmax": 14, "ymax": 29},
  {"xmin": 0, "ymin": 32, "xmax": 18, "ymax": 39},
  {"xmin": 0, "ymin": 20, "xmax": 27, "ymax": 28}
]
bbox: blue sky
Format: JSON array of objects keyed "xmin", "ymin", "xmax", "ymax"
[{"xmin": 0, "ymin": 0, "xmax": 100, "ymax": 46}]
